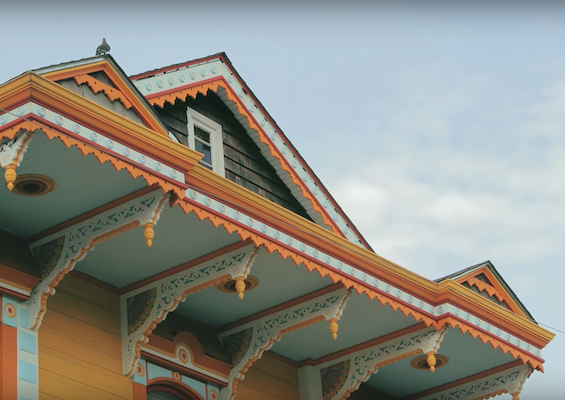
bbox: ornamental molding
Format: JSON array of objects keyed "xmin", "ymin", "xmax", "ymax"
[
  {"xmin": 181, "ymin": 186, "xmax": 545, "ymax": 368},
  {"xmin": 132, "ymin": 60, "xmax": 367, "ymax": 248},
  {"xmin": 0, "ymin": 102, "xmax": 188, "ymax": 196},
  {"xmin": 414, "ymin": 363, "xmax": 532, "ymax": 400},
  {"xmin": 0, "ymin": 128, "xmax": 35, "ymax": 190},
  {"xmin": 320, "ymin": 326, "xmax": 448, "ymax": 400},
  {"xmin": 121, "ymin": 243, "xmax": 260, "ymax": 377},
  {"xmin": 28, "ymin": 188, "xmax": 170, "ymax": 331},
  {"xmin": 218, "ymin": 287, "xmax": 352, "ymax": 400}
]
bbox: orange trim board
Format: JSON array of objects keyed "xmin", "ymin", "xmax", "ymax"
[
  {"xmin": 147, "ymin": 78, "xmax": 342, "ymax": 237},
  {"xmin": 453, "ymin": 266, "xmax": 527, "ymax": 317},
  {"xmin": 41, "ymin": 60, "xmax": 164, "ymax": 134}
]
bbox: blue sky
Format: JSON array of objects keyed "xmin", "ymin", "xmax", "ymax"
[{"xmin": 1, "ymin": 2, "xmax": 564, "ymax": 397}]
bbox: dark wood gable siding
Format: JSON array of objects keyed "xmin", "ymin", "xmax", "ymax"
[{"xmin": 154, "ymin": 92, "xmax": 312, "ymax": 221}]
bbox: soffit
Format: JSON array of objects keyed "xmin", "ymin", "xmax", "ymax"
[{"xmin": 0, "ymin": 132, "xmax": 147, "ymax": 238}]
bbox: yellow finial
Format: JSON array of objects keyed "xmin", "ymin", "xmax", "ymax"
[
  {"xmin": 426, "ymin": 352, "xmax": 437, "ymax": 372},
  {"xmin": 511, "ymin": 393, "xmax": 520, "ymax": 400},
  {"xmin": 4, "ymin": 164, "xmax": 17, "ymax": 191},
  {"xmin": 329, "ymin": 318, "xmax": 339, "ymax": 340},
  {"xmin": 235, "ymin": 276, "xmax": 246, "ymax": 300},
  {"xmin": 143, "ymin": 223, "xmax": 155, "ymax": 247}
]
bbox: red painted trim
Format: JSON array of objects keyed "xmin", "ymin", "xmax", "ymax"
[
  {"xmin": 0, "ymin": 287, "xmax": 29, "ymax": 301},
  {"xmin": 218, "ymin": 283, "xmax": 345, "ymax": 332},
  {"xmin": 143, "ymin": 354, "xmax": 227, "ymax": 388},
  {"xmin": 29, "ymin": 184, "xmax": 161, "ymax": 243},
  {"xmin": 119, "ymin": 239, "xmax": 254, "ymax": 294},
  {"xmin": 148, "ymin": 378, "xmax": 206, "ymax": 400},
  {"xmin": 0, "ymin": 318, "xmax": 18, "ymax": 400},
  {"xmin": 133, "ymin": 382, "xmax": 148, "ymax": 400},
  {"xmin": 0, "ymin": 263, "xmax": 39, "ymax": 291},
  {"xmin": 148, "ymin": 384, "xmax": 195, "ymax": 400}
]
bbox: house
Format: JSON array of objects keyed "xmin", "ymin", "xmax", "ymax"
[{"xmin": 0, "ymin": 49, "xmax": 554, "ymax": 400}]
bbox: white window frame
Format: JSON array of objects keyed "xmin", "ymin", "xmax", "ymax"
[{"xmin": 186, "ymin": 107, "xmax": 225, "ymax": 177}]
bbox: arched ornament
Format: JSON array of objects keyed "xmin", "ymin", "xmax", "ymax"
[
  {"xmin": 218, "ymin": 287, "xmax": 352, "ymax": 400},
  {"xmin": 121, "ymin": 243, "xmax": 261, "ymax": 377},
  {"xmin": 28, "ymin": 188, "xmax": 170, "ymax": 331},
  {"xmin": 415, "ymin": 363, "xmax": 532, "ymax": 400},
  {"xmin": 0, "ymin": 128, "xmax": 35, "ymax": 190},
  {"xmin": 322, "ymin": 326, "xmax": 449, "ymax": 400}
]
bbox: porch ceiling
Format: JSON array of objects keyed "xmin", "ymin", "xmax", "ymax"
[
  {"xmin": 74, "ymin": 206, "xmax": 242, "ymax": 288},
  {"xmin": 0, "ymin": 132, "xmax": 147, "ymax": 238},
  {"xmin": 174, "ymin": 248, "xmax": 334, "ymax": 327},
  {"xmin": 269, "ymin": 292, "xmax": 419, "ymax": 362},
  {"xmin": 366, "ymin": 329, "xmax": 516, "ymax": 398}
]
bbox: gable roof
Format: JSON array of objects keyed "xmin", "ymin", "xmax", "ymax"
[
  {"xmin": 129, "ymin": 53, "xmax": 373, "ymax": 250},
  {"xmin": 33, "ymin": 54, "xmax": 170, "ymax": 137},
  {"xmin": 436, "ymin": 261, "xmax": 536, "ymax": 322}
]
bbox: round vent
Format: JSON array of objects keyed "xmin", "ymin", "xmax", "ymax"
[
  {"xmin": 12, "ymin": 174, "xmax": 56, "ymax": 197},
  {"xmin": 216, "ymin": 276, "xmax": 260, "ymax": 294},
  {"xmin": 410, "ymin": 354, "xmax": 449, "ymax": 371}
]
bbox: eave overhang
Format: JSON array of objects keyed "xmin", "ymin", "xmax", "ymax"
[{"xmin": 0, "ymin": 72, "xmax": 202, "ymax": 198}]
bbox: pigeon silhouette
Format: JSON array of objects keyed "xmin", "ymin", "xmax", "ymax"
[{"xmin": 96, "ymin": 38, "xmax": 111, "ymax": 56}]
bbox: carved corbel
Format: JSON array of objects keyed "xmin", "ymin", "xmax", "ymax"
[
  {"xmin": 419, "ymin": 325, "xmax": 448, "ymax": 372},
  {"xmin": 121, "ymin": 243, "xmax": 260, "ymax": 377},
  {"xmin": 318, "ymin": 326, "xmax": 449, "ymax": 400},
  {"xmin": 0, "ymin": 129, "xmax": 35, "ymax": 190},
  {"xmin": 28, "ymin": 189, "xmax": 170, "ymax": 331},
  {"xmin": 218, "ymin": 287, "xmax": 352, "ymax": 400}
]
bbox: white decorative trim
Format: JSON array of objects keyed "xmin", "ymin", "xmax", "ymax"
[
  {"xmin": 0, "ymin": 102, "xmax": 185, "ymax": 185},
  {"xmin": 187, "ymin": 107, "xmax": 225, "ymax": 177},
  {"xmin": 121, "ymin": 243, "xmax": 260, "ymax": 376},
  {"xmin": 27, "ymin": 189, "xmax": 170, "ymax": 331},
  {"xmin": 0, "ymin": 128, "xmax": 34, "ymax": 168},
  {"xmin": 317, "ymin": 327, "xmax": 448, "ymax": 400},
  {"xmin": 218, "ymin": 287, "xmax": 352, "ymax": 400},
  {"xmin": 415, "ymin": 363, "xmax": 533, "ymax": 400}
]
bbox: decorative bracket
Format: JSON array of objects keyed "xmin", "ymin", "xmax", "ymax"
[
  {"xmin": 415, "ymin": 363, "xmax": 532, "ymax": 400},
  {"xmin": 28, "ymin": 188, "xmax": 170, "ymax": 331},
  {"xmin": 121, "ymin": 243, "xmax": 260, "ymax": 377},
  {"xmin": 319, "ymin": 326, "xmax": 448, "ymax": 400},
  {"xmin": 218, "ymin": 287, "xmax": 352, "ymax": 400},
  {"xmin": 0, "ymin": 129, "xmax": 35, "ymax": 190}
]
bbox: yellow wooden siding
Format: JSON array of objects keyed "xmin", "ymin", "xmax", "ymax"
[
  {"xmin": 236, "ymin": 355, "xmax": 300, "ymax": 400},
  {"xmin": 38, "ymin": 275, "xmax": 133, "ymax": 400}
]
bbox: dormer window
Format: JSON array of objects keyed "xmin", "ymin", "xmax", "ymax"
[{"xmin": 187, "ymin": 107, "xmax": 225, "ymax": 176}]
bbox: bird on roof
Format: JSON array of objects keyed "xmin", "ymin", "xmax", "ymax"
[{"xmin": 95, "ymin": 38, "xmax": 111, "ymax": 56}]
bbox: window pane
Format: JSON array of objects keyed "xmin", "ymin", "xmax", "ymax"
[
  {"xmin": 194, "ymin": 126, "xmax": 210, "ymax": 144},
  {"xmin": 195, "ymin": 140, "xmax": 212, "ymax": 165}
]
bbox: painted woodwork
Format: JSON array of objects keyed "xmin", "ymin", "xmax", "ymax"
[
  {"xmin": 178, "ymin": 184, "xmax": 549, "ymax": 371},
  {"xmin": 28, "ymin": 188, "xmax": 170, "ymax": 331},
  {"xmin": 312, "ymin": 326, "xmax": 448, "ymax": 400},
  {"xmin": 411, "ymin": 363, "xmax": 532, "ymax": 400},
  {"xmin": 0, "ymin": 128, "xmax": 34, "ymax": 190},
  {"xmin": 121, "ymin": 243, "xmax": 260, "ymax": 376},
  {"xmin": 38, "ymin": 275, "xmax": 133, "ymax": 400},
  {"xmin": 218, "ymin": 287, "xmax": 351, "ymax": 400},
  {"xmin": 59, "ymin": 78, "xmax": 142, "ymax": 125},
  {"xmin": 1, "ymin": 295, "xmax": 40, "ymax": 400},
  {"xmin": 133, "ymin": 358, "xmax": 220, "ymax": 400},
  {"xmin": 131, "ymin": 63, "xmax": 368, "ymax": 246},
  {"xmin": 142, "ymin": 332, "xmax": 231, "ymax": 385},
  {"xmin": 154, "ymin": 92, "xmax": 313, "ymax": 220},
  {"xmin": 0, "ymin": 72, "xmax": 203, "ymax": 196}
]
